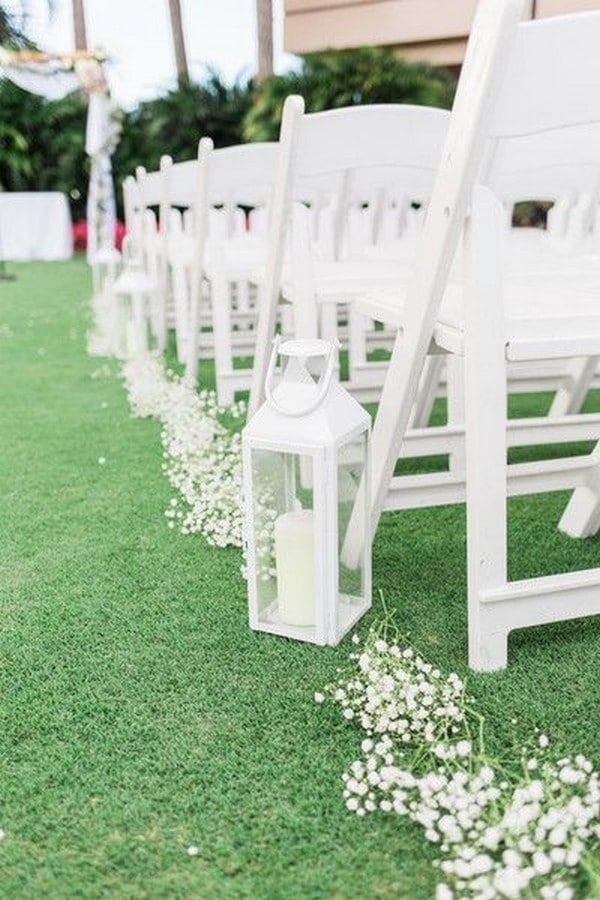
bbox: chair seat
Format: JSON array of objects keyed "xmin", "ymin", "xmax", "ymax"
[
  {"xmin": 169, "ymin": 234, "xmax": 267, "ymax": 277},
  {"xmin": 282, "ymin": 231, "xmax": 600, "ymax": 305},
  {"xmin": 359, "ymin": 270, "xmax": 600, "ymax": 361},
  {"xmin": 281, "ymin": 259, "xmax": 411, "ymax": 303},
  {"xmin": 506, "ymin": 228, "xmax": 600, "ymax": 274}
]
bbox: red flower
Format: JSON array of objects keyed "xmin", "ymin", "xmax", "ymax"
[{"xmin": 72, "ymin": 219, "xmax": 126, "ymax": 252}]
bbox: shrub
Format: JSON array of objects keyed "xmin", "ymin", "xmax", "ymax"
[
  {"xmin": 112, "ymin": 72, "xmax": 253, "ymax": 188},
  {"xmin": 0, "ymin": 80, "xmax": 88, "ymax": 218},
  {"xmin": 243, "ymin": 47, "xmax": 457, "ymax": 142}
]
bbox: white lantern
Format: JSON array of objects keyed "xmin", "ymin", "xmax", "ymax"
[
  {"xmin": 242, "ymin": 338, "xmax": 372, "ymax": 645},
  {"xmin": 90, "ymin": 244, "xmax": 121, "ymax": 298}
]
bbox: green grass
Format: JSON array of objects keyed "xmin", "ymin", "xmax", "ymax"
[{"xmin": 0, "ymin": 259, "xmax": 599, "ymax": 899}]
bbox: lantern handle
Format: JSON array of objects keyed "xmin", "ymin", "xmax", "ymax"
[{"xmin": 265, "ymin": 336, "xmax": 339, "ymax": 417}]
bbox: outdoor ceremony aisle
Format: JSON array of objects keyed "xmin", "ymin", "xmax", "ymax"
[
  {"xmin": 1, "ymin": 260, "xmax": 599, "ymax": 899},
  {"xmin": 0, "ymin": 258, "xmax": 432, "ymax": 898}
]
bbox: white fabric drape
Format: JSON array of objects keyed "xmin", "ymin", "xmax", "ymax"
[
  {"xmin": 85, "ymin": 92, "xmax": 117, "ymax": 259},
  {"xmin": 3, "ymin": 63, "xmax": 78, "ymax": 100}
]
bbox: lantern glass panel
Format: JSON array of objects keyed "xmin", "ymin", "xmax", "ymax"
[
  {"xmin": 250, "ymin": 447, "xmax": 318, "ymax": 635},
  {"xmin": 336, "ymin": 433, "xmax": 369, "ymax": 635}
]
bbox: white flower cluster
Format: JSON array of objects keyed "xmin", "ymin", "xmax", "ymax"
[
  {"xmin": 122, "ymin": 355, "xmax": 172, "ymax": 418},
  {"xmin": 87, "ymin": 289, "xmax": 116, "ymax": 358},
  {"xmin": 317, "ymin": 631, "xmax": 600, "ymax": 899},
  {"xmin": 122, "ymin": 356, "xmax": 246, "ymax": 548},
  {"xmin": 323, "ymin": 637, "xmax": 471, "ymax": 762},
  {"xmin": 251, "ymin": 486, "xmax": 278, "ymax": 582}
]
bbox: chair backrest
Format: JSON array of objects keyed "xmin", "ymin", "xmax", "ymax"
[
  {"xmin": 167, "ymin": 143, "xmax": 280, "ymax": 212},
  {"xmin": 395, "ymin": 0, "xmax": 600, "ymax": 370},
  {"xmin": 133, "ymin": 156, "xmax": 172, "ymax": 266},
  {"xmin": 183, "ymin": 139, "xmax": 283, "ymax": 378},
  {"xmin": 293, "ymin": 104, "xmax": 449, "ymax": 180},
  {"xmin": 364, "ymin": 0, "xmax": 600, "ymax": 526},
  {"xmin": 167, "ymin": 142, "xmax": 280, "ymax": 209},
  {"xmin": 206, "ymin": 142, "xmax": 280, "ymax": 209},
  {"xmin": 488, "ymin": 10, "xmax": 600, "ymax": 141},
  {"xmin": 122, "ymin": 174, "xmax": 142, "ymax": 252},
  {"xmin": 167, "ymin": 159, "xmax": 198, "ymax": 208},
  {"xmin": 484, "ymin": 12, "xmax": 600, "ymax": 241},
  {"xmin": 248, "ymin": 99, "xmax": 452, "ymax": 413},
  {"xmin": 135, "ymin": 159, "xmax": 170, "ymax": 208},
  {"xmin": 488, "ymin": 124, "xmax": 600, "ymax": 205}
]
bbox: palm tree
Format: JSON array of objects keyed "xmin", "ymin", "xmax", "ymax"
[
  {"xmin": 168, "ymin": 0, "xmax": 189, "ymax": 82},
  {"xmin": 0, "ymin": 1, "xmax": 55, "ymax": 48},
  {"xmin": 72, "ymin": 0, "xmax": 87, "ymax": 50},
  {"xmin": 0, "ymin": 3, "xmax": 35, "ymax": 47},
  {"xmin": 255, "ymin": 0, "xmax": 273, "ymax": 83}
]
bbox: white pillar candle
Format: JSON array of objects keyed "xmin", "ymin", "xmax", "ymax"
[{"xmin": 274, "ymin": 509, "xmax": 315, "ymax": 627}]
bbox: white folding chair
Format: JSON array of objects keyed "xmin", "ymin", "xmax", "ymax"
[
  {"xmin": 248, "ymin": 100, "xmax": 452, "ymax": 416},
  {"xmin": 354, "ymin": 0, "xmax": 600, "ymax": 670},
  {"xmin": 131, "ymin": 157, "xmax": 172, "ymax": 352},
  {"xmin": 180, "ymin": 140, "xmax": 281, "ymax": 400},
  {"xmin": 249, "ymin": 95, "xmax": 600, "ymax": 423}
]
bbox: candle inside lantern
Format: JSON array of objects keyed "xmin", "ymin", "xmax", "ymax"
[{"xmin": 274, "ymin": 509, "xmax": 315, "ymax": 626}]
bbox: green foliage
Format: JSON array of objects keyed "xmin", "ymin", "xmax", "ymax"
[
  {"xmin": 0, "ymin": 70, "xmax": 252, "ymax": 220},
  {"xmin": 243, "ymin": 46, "xmax": 457, "ymax": 142},
  {"xmin": 113, "ymin": 72, "xmax": 253, "ymax": 187},
  {"xmin": 0, "ymin": 80, "xmax": 88, "ymax": 216},
  {"xmin": 0, "ymin": 51, "xmax": 455, "ymax": 221},
  {"xmin": 0, "ymin": 1, "xmax": 56, "ymax": 46},
  {"xmin": 1, "ymin": 258, "xmax": 600, "ymax": 898},
  {"xmin": 0, "ymin": 5, "xmax": 34, "ymax": 48}
]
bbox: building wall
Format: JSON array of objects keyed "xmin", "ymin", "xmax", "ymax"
[{"xmin": 284, "ymin": 0, "xmax": 600, "ymax": 65}]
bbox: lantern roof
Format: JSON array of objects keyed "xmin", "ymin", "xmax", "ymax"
[
  {"xmin": 113, "ymin": 264, "xmax": 157, "ymax": 295},
  {"xmin": 243, "ymin": 378, "xmax": 370, "ymax": 448}
]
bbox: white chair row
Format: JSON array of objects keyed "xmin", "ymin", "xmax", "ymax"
[
  {"xmin": 116, "ymin": 102, "xmax": 600, "ymax": 418},
  {"xmin": 243, "ymin": 0, "xmax": 600, "ymax": 670},
  {"xmin": 112, "ymin": 0, "xmax": 600, "ymax": 672}
]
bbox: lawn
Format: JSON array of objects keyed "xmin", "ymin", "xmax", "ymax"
[{"xmin": 0, "ymin": 258, "xmax": 599, "ymax": 899}]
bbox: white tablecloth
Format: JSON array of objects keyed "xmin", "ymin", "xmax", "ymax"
[{"xmin": 0, "ymin": 192, "xmax": 73, "ymax": 260}]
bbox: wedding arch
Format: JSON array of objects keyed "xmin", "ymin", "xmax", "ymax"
[{"xmin": 0, "ymin": 47, "xmax": 119, "ymax": 258}]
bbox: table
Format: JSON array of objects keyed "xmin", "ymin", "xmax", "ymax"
[{"xmin": 0, "ymin": 192, "xmax": 73, "ymax": 260}]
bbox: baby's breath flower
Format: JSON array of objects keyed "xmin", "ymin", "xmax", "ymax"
[
  {"xmin": 122, "ymin": 357, "xmax": 246, "ymax": 548},
  {"xmin": 317, "ymin": 626, "xmax": 600, "ymax": 900}
]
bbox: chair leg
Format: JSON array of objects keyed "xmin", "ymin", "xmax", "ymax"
[
  {"xmin": 464, "ymin": 345, "xmax": 510, "ymax": 671},
  {"xmin": 411, "ymin": 354, "xmax": 446, "ymax": 429},
  {"xmin": 559, "ymin": 447, "xmax": 600, "ymax": 537},
  {"xmin": 463, "ymin": 187, "xmax": 509, "ymax": 671},
  {"xmin": 185, "ymin": 269, "xmax": 202, "ymax": 386},
  {"xmin": 280, "ymin": 303, "xmax": 294, "ymax": 339},
  {"xmin": 446, "ymin": 355, "xmax": 466, "ymax": 477},
  {"xmin": 212, "ymin": 267, "xmax": 235, "ymax": 407},
  {"xmin": 320, "ymin": 302, "xmax": 338, "ymax": 344},
  {"xmin": 171, "ymin": 264, "xmax": 189, "ymax": 364},
  {"xmin": 347, "ymin": 307, "xmax": 368, "ymax": 384},
  {"xmin": 237, "ymin": 279, "xmax": 250, "ymax": 316},
  {"xmin": 290, "ymin": 204, "xmax": 319, "ymax": 341},
  {"xmin": 549, "ymin": 356, "xmax": 598, "ymax": 416}
]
